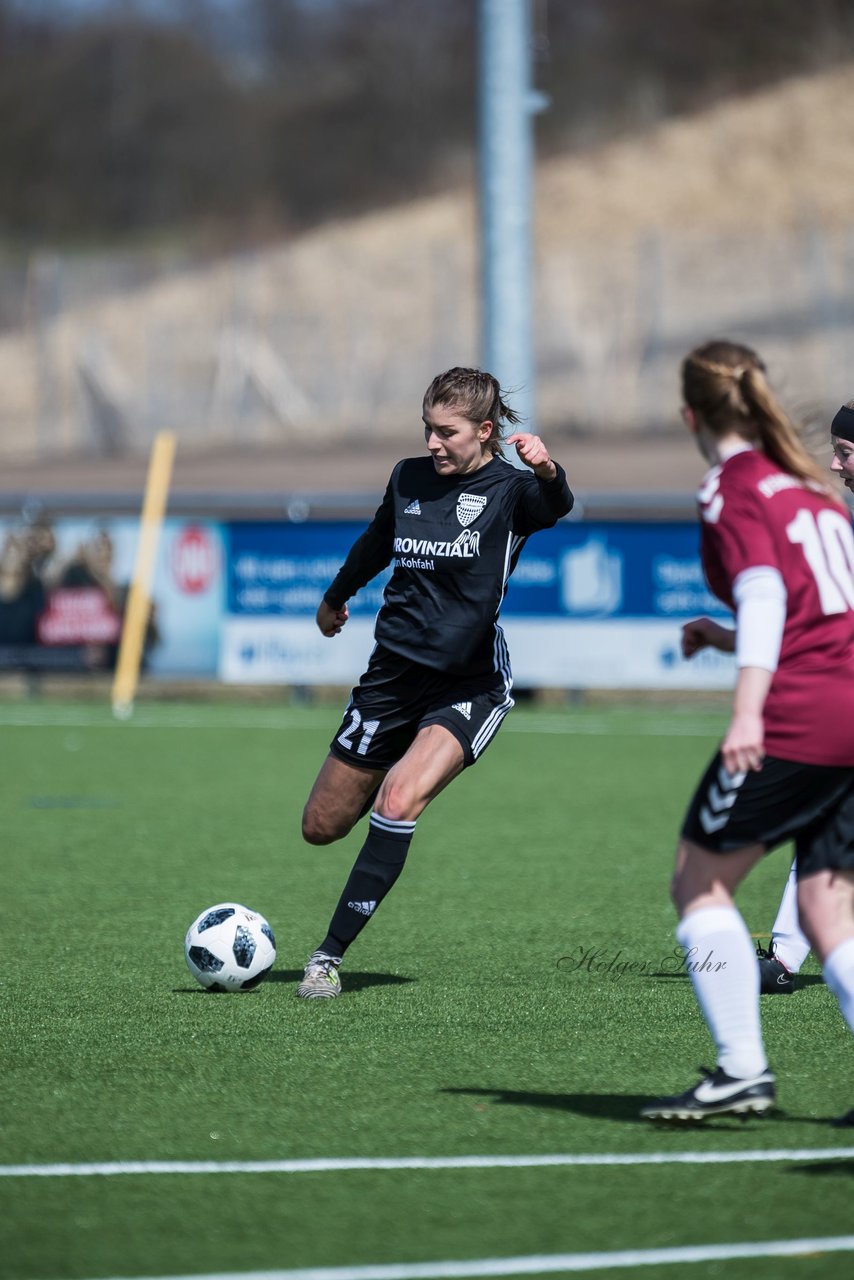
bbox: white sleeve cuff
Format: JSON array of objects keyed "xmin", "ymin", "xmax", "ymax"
[{"xmin": 733, "ymin": 566, "xmax": 787, "ymax": 671}]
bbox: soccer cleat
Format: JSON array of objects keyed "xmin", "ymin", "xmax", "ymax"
[
  {"xmin": 831, "ymin": 1108, "xmax": 854, "ymax": 1128},
  {"xmin": 641, "ymin": 1066, "xmax": 776, "ymax": 1123},
  {"xmin": 756, "ymin": 941, "xmax": 796, "ymax": 995},
  {"xmin": 297, "ymin": 951, "xmax": 342, "ymax": 999}
]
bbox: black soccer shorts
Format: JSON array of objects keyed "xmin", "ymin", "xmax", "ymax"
[
  {"xmin": 328, "ymin": 644, "xmax": 514, "ymax": 772},
  {"xmin": 681, "ymin": 751, "xmax": 854, "ymax": 877}
]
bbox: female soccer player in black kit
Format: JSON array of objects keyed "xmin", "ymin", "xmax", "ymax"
[{"xmin": 297, "ymin": 367, "xmax": 574, "ymax": 997}]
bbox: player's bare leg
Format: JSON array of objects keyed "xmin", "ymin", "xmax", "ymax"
[
  {"xmin": 298, "ymin": 726, "xmax": 464, "ymax": 999},
  {"xmin": 302, "ymin": 754, "xmax": 386, "ymax": 845},
  {"xmin": 670, "ymin": 838, "xmax": 765, "ymax": 916},
  {"xmin": 375, "ymin": 723, "xmax": 465, "ymax": 821},
  {"xmin": 798, "ymin": 869, "xmax": 854, "ymax": 1125},
  {"xmin": 299, "ymin": 756, "xmax": 384, "ymax": 998},
  {"xmin": 797, "ymin": 868, "xmax": 854, "ymax": 963}
]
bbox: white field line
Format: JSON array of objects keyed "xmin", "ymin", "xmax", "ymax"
[
  {"xmin": 67, "ymin": 1235, "xmax": 854, "ymax": 1280},
  {"xmin": 0, "ymin": 708, "xmax": 724, "ymax": 737},
  {"xmin": 4, "ymin": 1147, "xmax": 854, "ymax": 1178}
]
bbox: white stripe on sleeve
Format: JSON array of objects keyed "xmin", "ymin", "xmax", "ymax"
[{"xmin": 733, "ymin": 565, "xmax": 787, "ymax": 672}]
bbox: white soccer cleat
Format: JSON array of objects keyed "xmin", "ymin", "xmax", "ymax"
[{"xmin": 297, "ymin": 952, "xmax": 342, "ymax": 999}]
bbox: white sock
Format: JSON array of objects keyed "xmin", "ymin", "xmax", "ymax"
[
  {"xmin": 676, "ymin": 905, "xmax": 767, "ymax": 1079},
  {"xmin": 770, "ymin": 859, "xmax": 811, "ymax": 973},
  {"xmin": 823, "ymin": 938, "xmax": 854, "ymax": 1035}
]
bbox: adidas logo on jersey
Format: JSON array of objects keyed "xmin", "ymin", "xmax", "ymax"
[
  {"xmin": 348, "ymin": 900, "xmax": 377, "ymax": 916},
  {"xmin": 403, "ymin": 499, "xmax": 421, "ymax": 515},
  {"xmin": 452, "ymin": 701, "xmax": 472, "ymax": 720}
]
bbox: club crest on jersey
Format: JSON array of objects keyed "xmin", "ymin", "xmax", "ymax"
[{"xmin": 457, "ymin": 493, "xmax": 487, "ymax": 527}]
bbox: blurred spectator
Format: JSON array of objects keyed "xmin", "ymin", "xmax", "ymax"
[
  {"xmin": 0, "ymin": 532, "xmax": 46, "ymax": 645},
  {"xmin": 0, "ymin": 520, "xmax": 161, "ymax": 673},
  {"xmin": 58, "ymin": 526, "xmax": 122, "ymax": 610},
  {"xmin": 22, "ymin": 518, "xmax": 58, "ymax": 586},
  {"xmin": 52, "ymin": 526, "xmax": 160, "ymax": 670}
]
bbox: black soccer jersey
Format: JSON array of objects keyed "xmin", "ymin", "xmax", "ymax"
[{"xmin": 324, "ymin": 454, "xmax": 573, "ymax": 675}]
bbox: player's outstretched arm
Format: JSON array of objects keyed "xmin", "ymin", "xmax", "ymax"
[
  {"xmin": 317, "ymin": 600, "xmax": 349, "ymax": 637},
  {"xmin": 505, "ymin": 432, "xmax": 557, "ymax": 481},
  {"xmin": 681, "ymin": 616, "xmax": 735, "ymax": 658}
]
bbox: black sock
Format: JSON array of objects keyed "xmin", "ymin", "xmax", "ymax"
[{"xmin": 318, "ymin": 812, "xmax": 416, "ymax": 958}]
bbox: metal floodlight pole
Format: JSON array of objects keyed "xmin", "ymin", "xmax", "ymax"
[{"xmin": 478, "ymin": 0, "xmax": 544, "ymax": 454}]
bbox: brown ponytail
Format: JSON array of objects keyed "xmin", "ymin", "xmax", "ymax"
[
  {"xmin": 682, "ymin": 341, "xmax": 833, "ymax": 496},
  {"xmin": 422, "ymin": 367, "xmax": 523, "ymax": 458}
]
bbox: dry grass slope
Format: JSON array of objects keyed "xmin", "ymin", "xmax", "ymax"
[{"xmin": 1, "ymin": 65, "xmax": 852, "ymax": 494}]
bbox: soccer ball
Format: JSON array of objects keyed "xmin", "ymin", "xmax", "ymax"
[{"xmin": 184, "ymin": 903, "xmax": 276, "ymax": 992}]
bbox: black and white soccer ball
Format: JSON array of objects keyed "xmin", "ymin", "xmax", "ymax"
[{"xmin": 184, "ymin": 902, "xmax": 276, "ymax": 992}]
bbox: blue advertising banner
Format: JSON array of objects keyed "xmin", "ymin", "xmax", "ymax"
[
  {"xmin": 0, "ymin": 514, "xmax": 738, "ymax": 687},
  {"xmin": 227, "ymin": 522, "xmax": 390, "ymax": 618},
  {"xmin": 219, "ymin": 520, "xmax": 736, "ymax": 688},
  {"xmin": 501, "ymin": 523, "xmax": 729, "ymax": 621},
  {"xmin": 225, "ymin": 520, "xmax": 729, "ymax": 621}
]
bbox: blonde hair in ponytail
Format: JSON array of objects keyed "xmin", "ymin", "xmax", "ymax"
[{"xmin": 682, "ymin": 340, "xmax": 833, "ymax": 496}]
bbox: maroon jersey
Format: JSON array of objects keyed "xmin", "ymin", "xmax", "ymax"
[{"xmin": 698, "ymin": 447, "xmax": 854, "ymax": 766}]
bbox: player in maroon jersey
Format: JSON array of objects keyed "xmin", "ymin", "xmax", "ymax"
[
  {"xmin": 755, "ymin": 406, "xmax": 854, "ymax": 997},
  {"xmin": 641, "ymin": 343, "xmax": 854, "ymax": 1125},
  {"xmin": 686, "ymin": 399, "xmax": 854, "ymax": 998}
]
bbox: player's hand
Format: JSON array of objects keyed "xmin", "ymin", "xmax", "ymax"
[
  {"xmin": 316, "ymin": 600, "xmax": 348, "ymax": 637},
  {"xmin": 721, "ymin": 711, "xmax": 765, "ymax": 775},
  {"xmin": 505, "ymin": 432, "xmax": 557, "ymax": 480},
  {"xmin": 681, "ymin": 617, "xmax": 735, "ymax": 658}
]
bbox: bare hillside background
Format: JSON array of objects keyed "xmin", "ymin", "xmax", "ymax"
[{"xmin": 1, "ymin": 1, "xmax": 853, "ymax": 496}]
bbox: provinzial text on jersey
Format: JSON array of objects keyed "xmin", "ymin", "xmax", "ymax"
[{"xmin": 393, "ymin": 530, "xmax": 481, "ymax": 559}]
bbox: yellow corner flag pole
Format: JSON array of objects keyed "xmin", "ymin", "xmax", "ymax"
[{"xmin": 111, "ymin": 431, "xmax": 177, "ymax": 720}]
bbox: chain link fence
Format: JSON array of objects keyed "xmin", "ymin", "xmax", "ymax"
[{"xmin": 1, "ymin": 221, "xmax": 852, "ymax": 465}]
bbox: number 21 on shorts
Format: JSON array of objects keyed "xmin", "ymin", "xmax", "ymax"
[{"xmin": 337, "ymin": 708, "xmax": 381, "ymax": 756}]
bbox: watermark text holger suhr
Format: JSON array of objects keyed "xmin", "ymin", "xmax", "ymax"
[{"xmin": 556, "ymin": 945, "xmax": 725, "ymax": 980}]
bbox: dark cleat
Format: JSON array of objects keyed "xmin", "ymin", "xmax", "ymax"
[
  {"xmin": 641, "ymin": 1066, "xmax": 776, "ymax": 1123},
  {"xmin": 756, "ymin": 942, "xmax": 796, "ymax": 995}
]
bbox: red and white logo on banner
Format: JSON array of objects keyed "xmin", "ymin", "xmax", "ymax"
[{"xmin": 172, "ymin": 525, "xmax": 216, "ymax": 595}]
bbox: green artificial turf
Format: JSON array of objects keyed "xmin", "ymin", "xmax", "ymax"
[{"xmin": 1, "ymin": 699, "xmax": 852, "ymax": 1280}]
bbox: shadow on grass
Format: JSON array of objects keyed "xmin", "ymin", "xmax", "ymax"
[
  {"xmin": 441, "ymin": 1086, "xmax": 652, "ymax": 1124},
  {"xmin": 790, "ymin": 1160, "xmax": 854, "ymax": 1178},
  {"xmin": 172, "ymin": 971, "xmax": 415, "ymax": 994},
  {"xmin": 442, "ymin": 1086, "xmax": 810, "ymax": 1128},
  {"xmin": 171, "ymin": 986, "xmax": 264, "ymax": 994},
  {"xmin": 267, "ymin": 969, "xmax": 416, "ymax": 992},
  {"xmin": 784, "ymin": 974, "xmax": 825, "ymax": 989},
  {"xmin": 644, "ymin": 972, "xmax": 825, "ymax": 991}
]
